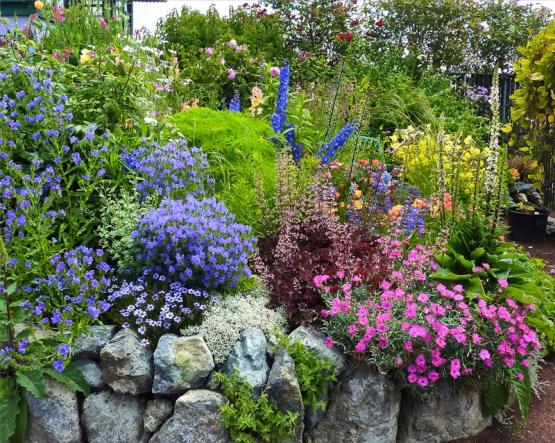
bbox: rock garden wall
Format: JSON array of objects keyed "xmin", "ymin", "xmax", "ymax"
[{"xmin": 25, "ymin": 325, "xmax": 492, "ymax": 443}]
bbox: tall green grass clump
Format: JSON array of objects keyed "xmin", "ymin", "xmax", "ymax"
[{"xmin": 171, "ymin": 108, "xmax": 276, "ymax": 234}]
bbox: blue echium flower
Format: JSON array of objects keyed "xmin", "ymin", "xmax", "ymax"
[
  {"xmin": 317, "ymin": 123, "xmax": 357, "ymax": 164},
  {"xmin": 228, "ymin": 92, "xmax": 240, "ymax": 112},
  {"xmin": 270, "ymin": 62, "xmax": 290, "ymax": 134}
]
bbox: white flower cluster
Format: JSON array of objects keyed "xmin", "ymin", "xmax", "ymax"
[
  {"xmin": 485, "ymin": 69, "xmax": 501, "ymax": 198},
  {"xmin": 181, "ymin": 283, "xmax": 287, "ymax": 364}
]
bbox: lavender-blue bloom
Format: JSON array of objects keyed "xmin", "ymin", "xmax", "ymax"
[
  {"xmin": 228, "ymin": 92, "xmax": 240, "ymax": 112},
  {"xmin": 317, "ymin": 123, "xmax": 357, "ymax": 164},
  {"xmin": 107, "ymin": 278, "xmax": 218, "ymax": 344},
  {"xmin": 123, "ymin": 139, "xmax": 211, "ymax": 199},
  {"xmin": 131, "ymin": 196, "xmax": 255, "ymax": 290}
]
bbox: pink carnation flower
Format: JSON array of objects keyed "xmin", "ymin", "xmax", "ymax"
[{"xmin": 498, "ymin": 279, "xmax": 508, "ymax": 288}]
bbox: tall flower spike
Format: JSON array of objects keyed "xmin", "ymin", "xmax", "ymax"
[
  {"xmin": 317, "ymin": 123, "xmax": 357, "ymax": 164},
  {"xmin": 284, "ymin": 124, "xmax": 304, "ymax": 163},
  {"xmin": 270, "ymin": 62, "xmax": 290, "ymax": 134},
  {"xmin": 485, "ymin": 68, "xmax": 500, "ymax": 202}
]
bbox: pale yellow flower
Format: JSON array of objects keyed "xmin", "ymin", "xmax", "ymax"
[{"xmin": 80, "ymin": 49, "xmax": 93, "ymax": 64}]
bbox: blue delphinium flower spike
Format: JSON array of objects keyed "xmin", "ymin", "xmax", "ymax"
[
  {"xmin": 228, "ymin": 92, "xmax": 240, "ymax": 112},
  {"xmin": 270, "ymin": 62, "xmax": 290, "ymax": 134},
  {"xmin": 317, "ymin": 123, "xmax": 357, "ymax": 164}
]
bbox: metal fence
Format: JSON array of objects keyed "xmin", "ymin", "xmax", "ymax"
[
  {"xmin": 459, "ymin": 73, "xmax": 554, "ymax": 209},
  {"xmin": 457, "ymin": 72, "xmax": 516, "ymax": 122}
]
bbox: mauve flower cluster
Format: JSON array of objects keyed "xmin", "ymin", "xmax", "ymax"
[
  {"xmin": 466, "ymin": 85, "xmax": 490, "ymax": 103},
  {"xmin": 317, "ymin": 244, "xmax": 541, "ymax": 391},
  {"xmin": 131, "ymin": 196, "xmax": 255, "ymax": 290},
  {"xmin": 106, "ymin": 277, "xmax": 219, "ymax": 345},
  {"xmin": 122, "ymin": 139, "xmax": 212, "ymax": 200}
]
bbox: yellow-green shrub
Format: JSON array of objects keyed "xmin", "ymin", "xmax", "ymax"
[{"xmin": 171, "ymin": 108, "xmax": 276, "ymax": 234}]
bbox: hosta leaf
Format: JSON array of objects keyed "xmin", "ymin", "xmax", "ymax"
[
  {"xmin": 470, "ymin": 247, "xmax": 486, "ymax": 260},
  {"xmin": 464, "ymin": 277, "xmax": 486, "ymax": 299},
  {"xmin": 430, "ymin": 269, "xmax": 472, "ymax": 281}
]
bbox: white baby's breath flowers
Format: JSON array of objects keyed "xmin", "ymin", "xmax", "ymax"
[{"xmin": 181, "ymin": 283, "xmax": 287, "ymax": 365}]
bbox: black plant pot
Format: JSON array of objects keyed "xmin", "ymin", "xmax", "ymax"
[{"xmin": 507, "ymin": 207, "xmax": 550, "ymax": 243}]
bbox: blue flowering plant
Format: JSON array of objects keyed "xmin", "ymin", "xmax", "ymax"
[
  {"xmin": 106, "ymin": 278, "xmax": 219, "ymax": 346},
  {"xmin": 130, "ymin": 196, "xmax": 255, "ymax": 290},
  {"xmin": 122, "ymin": 138, "xmax": 212, "ymax": 201},
  {"xmin": 0, "ymin": 63, "xmax": 123, "ymax": 247},
  {"xmin": 316, "ymin": 123, "xmax": 357, "ymax": 165},
  {"xmin": 103, "ymin": 195, "xmax": 255, "ymax": 344},
  {"xmin": 0, "ymin": 241, "xmax": 110, "ymax": 441}
]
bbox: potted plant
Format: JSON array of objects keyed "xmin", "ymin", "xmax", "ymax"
[{"xmin": 507, "ymin": 202, "xmax": 550, "ymax": 242}]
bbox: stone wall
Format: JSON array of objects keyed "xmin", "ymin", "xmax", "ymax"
[{"xmin": 25, "ymin": 325, "xmax": 492, "ymax": 443}]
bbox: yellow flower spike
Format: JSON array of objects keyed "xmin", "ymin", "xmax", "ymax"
[
  {"xmin": 352, "ymin": 200, "xmax": 363, "ymax": 210},
  {"xmin": 352, "ymin": 190, "xmax": 363, "ymax": 200},
  {"xmin": 34, "ymin": 1, "xmax": 44, "ymax": 10}
]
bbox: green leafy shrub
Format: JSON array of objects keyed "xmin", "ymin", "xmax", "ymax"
[
  {"xmin": 97, "ymin": 186, "xmax": 152, "ymax": 271},
  {"xmin": 215, "ymin": 370, "xmax": 299, "ymax": 443},
  {"xmin": 157, "ymin": 6, "xmax": 232, "ymax": 64},
  {"xmin": 276, "ymin": 335, "xmax": 336, "ymax": 411},
  {"xmin": 171, "ymin": 108, "xmax": 276, "ymax": 233}
]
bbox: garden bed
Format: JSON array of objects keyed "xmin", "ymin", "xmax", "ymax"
[{"xmin": 1, "ymin": 2, "xmax": 555, "ymax": 443}]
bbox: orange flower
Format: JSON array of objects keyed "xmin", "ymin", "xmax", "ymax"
[
  {"xmin": 412, "ymin": 198, "xmax": 427, "ymax": 209},
  {"xmin": 352, "ymin": 200, "xmax": 363, "ymax": 210},
  {"xmin": 352, "ymin": 190, "xmax": 363, "ymax": 199},
  {"xmin": 509, "ymin": 168, "xmax": 520, "ymax": 180},
  {"xmin": 371, "ymin": 159, "xmax": 382, "ymax": 168},
  {"xmin": 359, "ymin": 159, "xmax": 369, "ymax": 166},
  {"xmin": 388, "ymin": 204, "xmax": 403, "ymax": 221}
]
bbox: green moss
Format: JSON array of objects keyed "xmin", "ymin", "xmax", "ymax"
[{"xmin": 171, "ymin": 108, "xmax": 276, "ymax": 234}]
